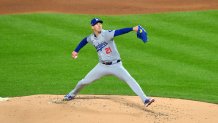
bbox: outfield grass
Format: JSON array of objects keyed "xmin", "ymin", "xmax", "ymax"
[{"xmin": 0, "ymin": 10, "xmax": 217, "ymax": 103}]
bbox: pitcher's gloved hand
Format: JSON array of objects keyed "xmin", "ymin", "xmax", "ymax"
[{"xmin": 137, "ymin": 25, "xmax": 148, "ymax": 43}]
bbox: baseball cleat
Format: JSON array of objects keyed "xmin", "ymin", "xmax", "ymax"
[
  {"xmin": 62, "ymin": 94, "xmax": 74, "ymax": 101},
  {"xmin": 144, "ymin": 98, "xmax": 155, "ymax": 107}
]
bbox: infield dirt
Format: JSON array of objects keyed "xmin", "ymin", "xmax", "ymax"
[{"xmin": 0, "ymin": 0, "xmax": 217, "ymax": 15}]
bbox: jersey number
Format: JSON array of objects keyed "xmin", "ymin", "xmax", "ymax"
[{"xmin": 105, "ymin": 47, "xmax": 112, "ymax": 54}]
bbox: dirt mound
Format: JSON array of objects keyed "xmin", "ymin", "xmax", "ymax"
[
  {"xmin": 0, "ymin": 95, "xmax": 217, "ymax": 123},
  {"xmin": 0, "ymin": 0, "xmax": 217, "ymax": 15}
]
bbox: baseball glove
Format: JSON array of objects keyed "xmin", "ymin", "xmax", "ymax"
[{"xmin": 137, "ymin": 25, "xmax": 148, "ymax": 43}]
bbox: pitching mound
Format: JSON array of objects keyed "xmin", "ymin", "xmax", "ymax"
[{"xmin": 0, "ymin": 95, "xmax": 217, "ymax": 123}]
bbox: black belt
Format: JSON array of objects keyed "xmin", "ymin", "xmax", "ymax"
[{"xmin": 102, "ymin": 60, "xmax": 121, "ymax": 65}]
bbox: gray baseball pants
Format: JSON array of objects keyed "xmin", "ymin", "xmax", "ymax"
[{"xmin": 68, "ymin": 62, "xmax": 148, "ymax": 103}]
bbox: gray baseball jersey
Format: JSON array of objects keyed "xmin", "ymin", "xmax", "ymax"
[{"xmin": 87, "ymin": 29, "xmax": 120, "ymax": 62}]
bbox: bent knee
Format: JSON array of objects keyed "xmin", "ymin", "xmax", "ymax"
[{"xmin": 79, "ymin": 79, "xmax": 92, "ymax": 86}]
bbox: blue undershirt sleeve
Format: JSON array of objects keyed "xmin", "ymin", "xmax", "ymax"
[
  {"xmin": 74, "ymin": 37, "xmax": 88, "ymax": 52},
  {"xmin": 114, "ymin": 27, "xmax": 133, "ymax": 37}
]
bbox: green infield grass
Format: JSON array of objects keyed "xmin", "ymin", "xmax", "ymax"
[{"xmin": 0, "ymin": 10, "xmax": 217, "ymax": 103}]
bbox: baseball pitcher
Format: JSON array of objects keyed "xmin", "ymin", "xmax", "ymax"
[{"xmin": 63, "ymin": 18, "xmax": 154, "ymax": 107}]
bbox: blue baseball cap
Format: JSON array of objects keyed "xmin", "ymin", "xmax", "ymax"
[{"xmin": 90, "ymin": 18, "xmax": 103, "ymax": 26}]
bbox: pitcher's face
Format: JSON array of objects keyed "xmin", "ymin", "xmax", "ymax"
[{"xmin": 92, "ymin": 23, "xmax": 102, "ymax": 33}]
